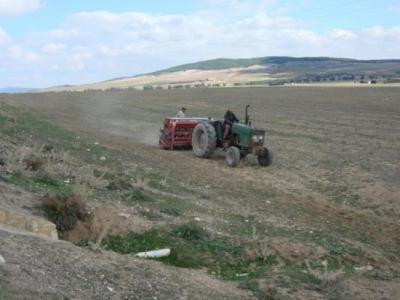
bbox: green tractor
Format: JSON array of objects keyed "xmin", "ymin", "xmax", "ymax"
[{"xmin": 192, "ymin": 105, "xmax": 273, "ymax": 167}]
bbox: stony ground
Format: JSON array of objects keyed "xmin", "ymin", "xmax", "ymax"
[
  {"xmin": 0, "ymin": 225, "xmax": 254, "ymax": 300},
  {"xmin": 1, "ymin": 86, "xmax": 400, "ymax": 299}
]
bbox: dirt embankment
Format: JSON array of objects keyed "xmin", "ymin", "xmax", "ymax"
[
  {"xmin": 0, "ymin": 180, "xmax": 253, "ymax": 300},
  {"xmin": 0, "ymin": 226, "xmax": 253, "ymax": 300}
]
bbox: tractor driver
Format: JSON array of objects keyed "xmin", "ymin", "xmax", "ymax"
[{"xmin": 223, "ymin": 109, "xmax": 239, "ymax": 140}]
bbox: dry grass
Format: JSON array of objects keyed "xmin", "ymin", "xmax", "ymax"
[
  {"xmin": 74, "ymin": 165, "xmax": 109, "ymax": 189},
  {"xmin": 254, "ymin": 238, "xmax": 273, "ymax": 263},
  {"xmin": 72, "ymin": 183, "xmax": 94, "ymax": 198},
  {"xmin": 42, "ymin": 148, "xmax": 77, "ymax": 178},
  {"xmin": 2, "ymin": 143, "xmax": 44, "ymax": 176},
  {"xmin": 305, "ymin": 260, "xmax": 344, "ymax": 285},
  {"xmin": 1, "ymin": 142, "xmax": 55, "ymax": 176},
  {"xmin": 1, "ymin": 140, "xmax": 109, "ymax": 191}
]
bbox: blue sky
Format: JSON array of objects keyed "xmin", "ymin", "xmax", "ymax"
[{"xmin": 0, "ymin": 0, "xmax": 399, "ymax": 87}]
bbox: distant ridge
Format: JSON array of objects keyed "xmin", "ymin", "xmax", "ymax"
[
  {"xmin": 154, "ymin": 56, "xmax": 400, "ymax": 74},
  {"xmin": 43, "ymin": 56, "xmax": 400, "ymax": 92},
  {"xmin": 0, "ymin": 87, "xmax": 35, "ymax": 94}
]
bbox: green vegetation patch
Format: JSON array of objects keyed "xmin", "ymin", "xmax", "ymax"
[
  {"xmin": 0, "ymin": 104, "xmax": 120, "ymax": 167},
  {"xmin": 122, "ymin": 189, "xmax": 154, "ymax": 204},
  {"xmin": 0, "ymin": 113, "xmax": 7, "ymax": 126},
  {"xmin": 5, "ymin": 173, "xmax": 72, "ymax": 195},
  {"xmin": 159, "ymin": 197, "xmax": 202, "ymax": 216},
  {"xmin": 283, "ymin": 261, "xmax": 321, "ymax": 286},
  {"xmin": 159, "ymin": 203, "xmax": 183, "ymax": 216},
  {"xmin": 0, "ymin": 105, "xmax": 74, "ymax": 146},
  {"xmin": 103, "ymin": 230, "xmax": 168, "ymax": 255},
  {"xmin": 102, "ymin": 222, "xmax": 278, "ymax": 280},
  {"xmin": 325, "ymin": 241, "xmax": 363, "ymax": 256},
  {"xmin": 106, "ymin": 174, "xmax": 132, "ymax": 191}
]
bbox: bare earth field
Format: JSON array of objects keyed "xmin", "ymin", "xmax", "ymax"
[{"xmin": 1, "ymin": 86, "xmax": 400, "ymax": 299}]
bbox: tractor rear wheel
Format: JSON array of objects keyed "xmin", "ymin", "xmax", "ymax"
[
  {"xmin": 257, "ymin": 147, "xmax": 273, "ymax": 166},
  {"xmin": 192, "ymin": 122, "xmax": 216, "ymax": 158},
  {"xmin": 226, "ymin": 146, "xmax": 240, "ymax": 167}
]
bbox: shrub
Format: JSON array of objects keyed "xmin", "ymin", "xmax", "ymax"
[
  {"xmin": 172, "ymin": 223, "xmax": 208, "ymax": 241},
  {"xmin": 123, "ymin": 189, "xmax": 154, "ymax": 204},
  {"xmin": 24, "ymin": 156, "xmax": 45, "ymax": 171},
  {"xmin": 42, "ymin": 193, "xmax": 91, "ymax": 233},
  {"xmin": 3, "ymin": 144, "xmax": 42, "ymax": 175}
]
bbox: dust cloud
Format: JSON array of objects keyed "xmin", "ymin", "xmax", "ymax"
[
  {"xmin": 40, "ymin": 91, "xmax": 165, "ymax": 147},
  {"xmin": 103, "ymin": 120, "xmax": 160, "ymax": 146}
]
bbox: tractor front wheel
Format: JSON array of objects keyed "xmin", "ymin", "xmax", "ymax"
[
  {"xmin": 226, "ymin": 146, "xmax": 241, "ymax": 167},
  {"xmin": 257, "ymin": 147, "xmax": 273, "ymax": 166}
]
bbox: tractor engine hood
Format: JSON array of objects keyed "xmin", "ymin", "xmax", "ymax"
[{"xmin": 232, "ymin": 123, "xmax": 265, "ymax": 147}]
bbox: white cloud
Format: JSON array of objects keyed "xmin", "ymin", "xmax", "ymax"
[
  {"xmin": 41, "ymin": 43, "xmax": 66, "ymax": 54},
  {"xmin": 25, "ymin": 51, "xmax": 39, "ymax": 62},
  {"xmin": 0, "ymin": 26, "xmax": 8, "ymax": 44},
  {"xmin": 331, "ymin": 29, "xmax": 357, "ymax": 40},
  {"xmin": 8, "ymin": 45, "xmax": 39, "ymax": 62},
  {"xmin": 201, "ymin": 0, "xmax": 278, "ymax": 16},
  {"xmin": 0, "ymin": 0, "xmax": 41, "ymax": 17},
  {"xmin": 98, "ymin": 45, "xmax": 119, "ymax": 57},
  {"xmin": 362, "ymin": 26, "xmax": 400, "ymax": 40},
  {"xmin": 9, "ymin": 45, "xmax": 23, "ymax": 58}
]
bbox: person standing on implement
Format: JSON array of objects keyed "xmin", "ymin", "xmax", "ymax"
[{"xmin": 176, "ymin": 107, "xmax": 187, "ymax": 118}]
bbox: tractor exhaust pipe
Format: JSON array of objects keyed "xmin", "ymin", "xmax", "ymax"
[{"xmin": 245, "ymin": 105, "xmax": 251, "ymax": 126}]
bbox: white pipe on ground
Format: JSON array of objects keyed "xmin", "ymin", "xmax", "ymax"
[{"xmin": 135, "ymin": 249, "xmax": 171, "ymax": 258}]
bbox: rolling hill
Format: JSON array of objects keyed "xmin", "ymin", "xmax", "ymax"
[{"xmin": 44, "ymin": 56, "xmax": 400, "ymax": 92}]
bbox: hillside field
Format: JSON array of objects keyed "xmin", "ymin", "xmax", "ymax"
[
  {"xmin": 1, "ymin": 86, "xmax": 400, "ymax": 299},
  {"xmin": 43, "ymin": 57, "xmax": 400, "ymax": 92}
]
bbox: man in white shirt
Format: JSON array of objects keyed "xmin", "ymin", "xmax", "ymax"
[{"xmin": 176, "ymin": 107, "xmax": 187, "ymax": 118}]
